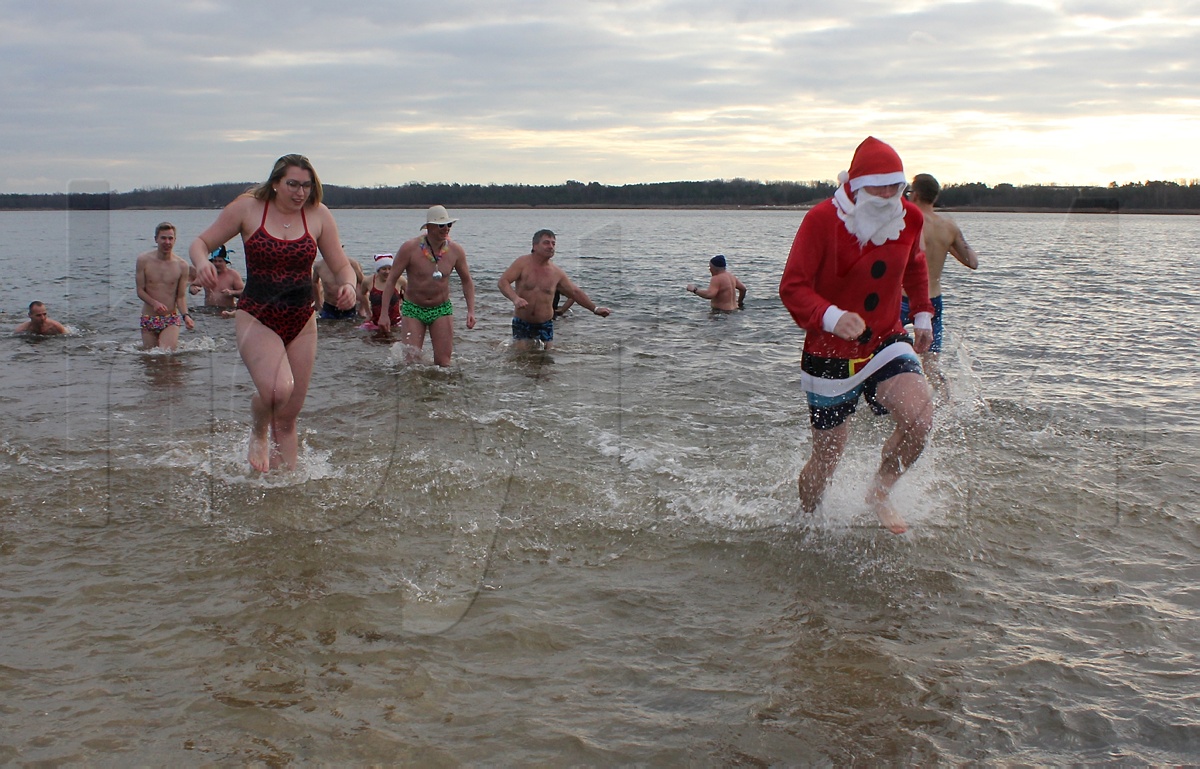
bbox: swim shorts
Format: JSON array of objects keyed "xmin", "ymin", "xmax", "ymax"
[
  {"xmin": 401, "ymin": 299, "xmax": 453, "ymax": 326},
  {"xmin": 140, "ymin": 312, "xmax": 183, "ymax": 333},
  {"xmin": 318, "ymin": 302, "xmax": 358, "ymax": 321},
  {"xmin": 511, "ymin": 316, "xmax": 555, "ymax": 343},
  {"xmin": 901, "ymin": 294, "xmax": 945, "ymax": 352},
  {"xmin": 802, "ymin": 336, "xmax": 924, "ymax": 430}
]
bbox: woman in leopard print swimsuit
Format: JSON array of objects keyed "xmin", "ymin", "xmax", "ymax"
[{"xmin": 189, "ymin": 154, "xmax": 359, "ymax": 473}]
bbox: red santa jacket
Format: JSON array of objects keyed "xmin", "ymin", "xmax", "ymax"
[{"xmin": 779, "ymin": 197, "xmax": 934, "ymax": 360}]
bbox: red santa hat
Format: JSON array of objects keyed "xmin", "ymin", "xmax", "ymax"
[
  {"xmin": 839, "ymin": 136, "xmax": 906, "ymax": 192},
  {"xmin": 373, "ymin": 253, "xmax": 394, "ymax": 271}
]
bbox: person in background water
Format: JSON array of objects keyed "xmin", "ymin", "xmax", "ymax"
[
  {"xmin": 498, "ymin": 229, "xmax": 611, "ymax": 351},
  {"xmin": 376, "ymin": 205, "xmax": 477, "ymax": 366},
  {"xmin": 553, "ymin": 290, "xmax": 575, "ymax": 318},
  {"xmin": 189, "ymin": 154, "xmax": 358, "ymax": 473},
  {"xmin": 778, "ymin": 136, "xmax": 935, "ymax": 535},
  {"xmin": 902, "ymin": 172, "xmax": 980, "ymax": 398},
  {"xmin": 136, "ymin": 221, "xmax": 195, "ymax": 350},
  {"xmin": 686, "ymin": 254, "xmax": 747, "ymax": 311},
  {"xmin": 365, "ymin": 253, "xmax": 404, "ymax": 331},
  {"xmin": 314, "ymin": 253, "xmax": 366, "ymax": 320},
  {"xmin": 15, "ymin": 301, "xmax": 67, "ymax": 335},
  {"xmin": 193, "ymin": 245, "xmax": 244, "ymax": 310}
]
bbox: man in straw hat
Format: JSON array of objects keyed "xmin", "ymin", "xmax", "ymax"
[
  {"xmin": 377, "ymin": 205, "xmax": 476, "ymax": 366},
  {"xmin": 778, "ymin": 136, "xmax": 935, "ymax": 534}
]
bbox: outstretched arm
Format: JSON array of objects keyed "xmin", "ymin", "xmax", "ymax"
[
  {"xmin": 190, "ymin": 196, "xmax": 248, "ymax": 290},
  {"xmin": 561, "ymin": 277, "xmax": 610, "ymax": 317}
]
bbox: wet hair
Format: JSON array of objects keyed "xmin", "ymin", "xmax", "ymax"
[
  {"xmin": 251, "ymin": 154, "xmax": 323, "ymax": 207},
  {"xmin": 28, "ymin": 300, "xmax": 45, "ymax": 312},
  {"xmin": 532, "ymin": 229, "xmax": 556, "ymax": 248},
  {"xmin": 910, "ymin": 173, "xmax": 941, "ymax": 204},
  {"xmin": 155, "ymin": 221, "xmax": 176, "ymax": 237}
]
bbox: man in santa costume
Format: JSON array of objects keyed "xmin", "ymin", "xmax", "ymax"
[{"xmin": 779, "ymin": 136, "xmax": 935, "ymax": 534}]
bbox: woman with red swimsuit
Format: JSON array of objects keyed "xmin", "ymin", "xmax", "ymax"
[{"xmin": 189, "ymin": 154, "xmax": 358, "ymax": 472}]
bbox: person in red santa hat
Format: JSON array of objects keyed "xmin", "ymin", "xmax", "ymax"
[{"xmin": 778, "ymin": 136, "xmax": 936, "ymax": 534}]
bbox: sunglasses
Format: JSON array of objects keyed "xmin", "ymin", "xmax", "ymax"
[{"xmin": 431, "ymin": 223, "xmax": 453, "ymax": 230}]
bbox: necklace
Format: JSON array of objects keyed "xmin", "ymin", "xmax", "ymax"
[{"xmin": 421, "ymin": 236, "xmax": 449, "ymax": 279}]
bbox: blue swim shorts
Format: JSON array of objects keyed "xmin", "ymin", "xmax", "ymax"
[
  {"xmin": 511, "ymin": 316, "xmax": 555, "ymax": 343},
  {"xmin": 900, "ymin": 294, "xmax": 945, "ymax": 352}
]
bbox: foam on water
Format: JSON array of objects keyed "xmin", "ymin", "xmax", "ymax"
[{"xmin": 1, "ymin": 209, "xmax": 1196, "ymax": 764}]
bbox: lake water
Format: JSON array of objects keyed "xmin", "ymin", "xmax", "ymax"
[{"xmin": 1, "ymin": 207, "xmax": 1197, "ymax": 764}]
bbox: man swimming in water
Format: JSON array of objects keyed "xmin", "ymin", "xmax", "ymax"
[
  {"xmin": 15, "ymin": 301, "xmax": 67, "ymax": 335},
  {"xmin": 686, "ymin": 254, "xmax": 747, "ymax": 311},
  {"xmin": 498, "ymin": 229, "xmax": 611, "ymax": 351},
  {"xmin": 376, "ymin": 206, "xmax": 477, "ymax": 366}
]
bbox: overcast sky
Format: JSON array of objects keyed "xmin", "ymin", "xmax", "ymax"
[{"xmin": 3, "ymin": 0, "xmax": 1197, "ymax": 194}]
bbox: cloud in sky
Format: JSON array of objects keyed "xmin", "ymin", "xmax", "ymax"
[{"xmin": 2, "ymin": 0, "xmax": 1198, "ymax": 193}]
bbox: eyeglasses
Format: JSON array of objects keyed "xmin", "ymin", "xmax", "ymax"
[
  {"xmin": 431, "ymin": 223, "xmax": 452, "ymax": 230},
  {"xmin": 284, "ymin": 180, "xmax": 314, "ymax": 191}
]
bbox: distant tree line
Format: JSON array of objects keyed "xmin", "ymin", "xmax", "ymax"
[{"xmin": 2, "ymin": 178, "xmax": 1197, "ymax": 212}]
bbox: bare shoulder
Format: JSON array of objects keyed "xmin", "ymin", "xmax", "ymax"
[
  {"xmin": 225, "ymin": 193, "xmax": 259, "ymax": 218},
  {"xmin": 311, "ymin": 201, "xmax": 336, "ymax": 224}
]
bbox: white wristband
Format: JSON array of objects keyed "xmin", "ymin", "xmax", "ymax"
[
  {"xmin": 822, "ymin": 305, "xmax": 847, "ymax": 334},
  {"xmin": 913, "ymin": 311, "xmax": 933, "ymax": 331}
]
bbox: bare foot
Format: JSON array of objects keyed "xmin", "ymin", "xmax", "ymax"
[
  {"xmin": 866, "ymin": 484, "xmax": 908, "ymax": 534},
  {"xmin": 248, "ymin": 430, "xmax": 271, "ymax": 473}
]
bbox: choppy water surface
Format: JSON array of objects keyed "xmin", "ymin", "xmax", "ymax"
[{"xmin": 1, "ymin": 208, "xmax": 1197, "ymax": 764}]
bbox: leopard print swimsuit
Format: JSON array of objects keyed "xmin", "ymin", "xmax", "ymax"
[{"xmin": 238, "ymin": 202, "xmax": 318, "ymax": 345}]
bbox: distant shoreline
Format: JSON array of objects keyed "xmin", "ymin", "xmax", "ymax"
[{"xmin": 1, "ymin": 204, "xmax": 1197, "ymax": 215}]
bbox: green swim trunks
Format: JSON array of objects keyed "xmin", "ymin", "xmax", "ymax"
[{"xmin": 402, "ymin": 299, "xmax": 453, "ymax": 326}]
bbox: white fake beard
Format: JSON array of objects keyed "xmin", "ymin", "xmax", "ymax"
[{"xmin": 841, "ymin": 188, "xmax": 906, "ymax": 247}]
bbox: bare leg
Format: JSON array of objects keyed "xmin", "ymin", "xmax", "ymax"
[
  {"xmin": 235, "ymin": 311, "xmax": 316, "ymax": 472},
  {"xmin": 798, "ymin": 423, "xmax": 849, "ymax": 513},
  {"xmin": 426, "ymin": 314, "xmax": 455, "ymax": 367},
  {"xmin": 400, "ymin": 316, "xmax": 428, "ymax": 364},
  {"xmin": 268, "ymin": 318, "xmax": 317, "ymax": 470},
  {"xmin": 141, "ymin": 327, "xmax": 161, "ymax": 350},
  {"xmin": 921, "ymin": 351, "xmax": 950, "ymax": 402},
  {"xmin": 158, "ymin": 324, "xmax": 182, "ymax": 352},
  {"xmin": 867, "ymin": 372, "xmax": 934, "ymax": 533}
]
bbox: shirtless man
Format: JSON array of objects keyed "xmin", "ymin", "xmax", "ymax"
[
  {"xmin": 903, "ymin": 173, "xmax": 980, "ymax": 395},
  {"xmin": 687, "ymin": 254, "xmax": 747, "ymax": 311},
  {"xmin": 197, "ymin": 245, "xmax": 244, "ymax": 309},
  {"xmin": 15, "ymin": 301, "xmax": 67, "ymax": 335},
  {"xmin": 377, "ymin": 205, "xmax": 477, "ymax": 366},
  {"xmin": 314, "ymin": 255, "xmax": 366, "ymax": 320},
  {"xmin": 498, "ymin": 229, "xmax": 610, "ymax": 350},
  {"xmin": 136, "ymin": 222, "xmax": 195, "ymax": 350}
]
